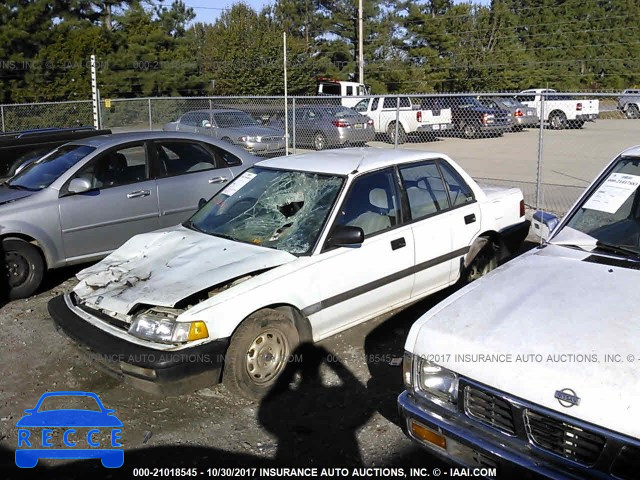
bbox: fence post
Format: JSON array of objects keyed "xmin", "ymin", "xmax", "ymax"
[
  {"xmin": 292, "ymin": 97, "xmax": 296, "ymax": 154},
  {"xmin": 535, "ymin": 91, "xmax": 546, "ymax": 215},
  {"xmin": 394, "ymin": 96, "xmax": 400, "ymax": 149},
  {"xmin": 148, "ymin": 98, "xmax": 153, "ymax": 131},
  {"xmin": 1, "ymin": 105, "xmax": 4, "ymax": 132}
]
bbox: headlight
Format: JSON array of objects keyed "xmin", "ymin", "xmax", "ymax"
[
  {"xmin": 128, "ymin": 309, "xmax": 208, "ymax": 344},
  {"xmin": 414, "ymin": 356, "xmax": 459, "ymax": 410},
  {"xmin": 238, "ymin": 136, "xmax": 260, "ymax": 142}
]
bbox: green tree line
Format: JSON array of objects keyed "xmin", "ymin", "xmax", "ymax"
[{"xmin": 1, "ymin": 0, "xmax": 638, "ymax": 103}]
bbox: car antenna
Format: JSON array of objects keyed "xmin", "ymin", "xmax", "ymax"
[{"xmin": 351, "ymin": 152, "xmax": 366, "ymax": 174}]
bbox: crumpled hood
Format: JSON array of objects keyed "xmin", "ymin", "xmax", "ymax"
[
  {"xmin": 408, "ymin": 244, "xmax": 640, "ymax": 438},
  {"xmin": 74, "ymin": 227, "xmax": 296, "ymax": 314},
  {"xmin": 0, "ymin": 186, "xmax": 34, "ymax": 206}
]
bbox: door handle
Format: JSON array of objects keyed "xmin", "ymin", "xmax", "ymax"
[
  {"xmin": 464, "ymin": 213, "xmax": 476, "ymax": 224},
  {"xmin": 208, "ymin": 176, "xmax": 228, "ymax": 184},
  {"xmin": 391, "ymin": 237, "xmax": 406, "ymax": 250},
  {"xmin": 127, "ymin": 190, "xmax": 150, "ymax": 199}
]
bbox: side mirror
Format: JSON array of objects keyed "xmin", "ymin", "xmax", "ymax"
[
  {"xmin": 68, "ymin": 177, "xmax": 92, "ymax": 194},
  {"xmin": 327, "ymin": 225, "xmax": 365, "ymax": 248},
  {"xmin": 532, "ymin": 211, "xmax": 559, "ymax": 241},
  {"xmin": 198, "ymin": 197, "xmax": 207, "ymax": 210},
  {"xmin": 202, "ymin": 122, "xmax": 213, "ymax": 128}
]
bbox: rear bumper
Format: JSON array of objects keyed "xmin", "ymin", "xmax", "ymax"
[
  {"xmin": 48, "ymin": 294, "xmax": 229, "ymax": 395},
  {"xmin": 416, "ymin": 123, "xmax": 453, "ymax": 132},
  {"xmin": 513, "ymin": 115, "xmax": 539, "ymax": 127},
  {"xmin": 336, "ymin": 126, "xmax": 375, "ymax": 145},
  {"xmin": 499, "ymin": 220, "xmax": 531, "ymax": 259},
  {"xmin": 575, "ymin": 113, "xmax": 598, "ymax": 122},
  {"xmin": 398, "ymin": 391, "xmax": 592, "ymax": 479}
]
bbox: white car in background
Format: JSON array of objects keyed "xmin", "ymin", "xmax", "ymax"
[
  {"xmin": 49, "ymin": 148, "xmax": 529, "ymax": 399},
  {"xmin": 399, "ymin": 146, "xmax": 640, "ymax": 479}
]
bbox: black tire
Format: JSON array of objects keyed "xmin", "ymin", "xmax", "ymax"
[
  {"xmin": 223, "ymin": 310, "xmax": 299, "ymax": 400},
  {"xmin": 462, "ymin": 241, "xmax": 498, "ymax": 285},
  {"xmin": 548, "ymin": 111, "xmax": 567, "ymax": 130},
  {"xmin": 462, "ymin": 123, "xmax": 478, "ymax": 139},
  {"xmin": 626, "ymin": 104, "xmax": 640, "ymax": 119},
  {"xmin": 387, "ymin": 122, "xmax": 407, "ymax": 144},
  {"xmin": 313, "ymin": 131, "xmax": 327, "ymax": 150},
  {"xmin": 2, "ymin": 238, "xmax": 45, "ymax": 300}
]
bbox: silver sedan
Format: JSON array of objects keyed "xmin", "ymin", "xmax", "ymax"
[
  {"xmin": 163, "ymin": 109, "xmax": 286, "ymax": 155},
  {"xmin": 0, "ymin": 131, "xmax": 259, "ymax": 299}
]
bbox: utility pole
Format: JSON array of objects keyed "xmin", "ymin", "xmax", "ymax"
[
  {"xmin": 283, "ymin": 32, "xmax": 289, "ymax": 156},
  {"xmin": 358, "ymin": 0, "xmax": 364, "ymax": 84},
  {"xmin": 90, "ymin": 55, "xmax": 100, "ymax": 129}
]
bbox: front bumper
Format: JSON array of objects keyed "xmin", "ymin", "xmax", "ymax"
[
  {"xmin": 398, "ymin": 391, "xmax": 598, "ymax": 479},
  {"xmin": 48, "ymin": 294, "xmax": 229, "ymax": 395},
  {"xmin": 240, "ymin": 140, "xmax": 286, "ymax": 154},
  {"xmin": 416, "ymin": 122, "xmax": 453, "ymax": 132}
]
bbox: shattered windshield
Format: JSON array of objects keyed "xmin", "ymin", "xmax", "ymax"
[
  {"xmin": 185, "ymin": 167, "xmax": 344, "ymax": 255},
  {"xmin": 564, "ymin": 155, "xmax": 640, "ymax": 255}
]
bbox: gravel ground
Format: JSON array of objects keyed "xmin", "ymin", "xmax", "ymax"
[{"xmin": 0, "ymin": 261, "xmax": 471, "ymax": 479}]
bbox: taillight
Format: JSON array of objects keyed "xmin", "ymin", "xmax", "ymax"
[
  {"xmin": 367, "ymin": 118, "xmax": 374, "ymax": 126},
  {"xmin": 332, "ymin": 119, "xmax": 350, "ymax": 127},
  {"xmin": 482, "ymin": 113, "xmax": 488, "ymax": 125},
  {"xmin": 417, "ymin": 111, "xmax": 422, "ymax": 122},
  {"xmin": 519, "ymin": 199, "xmax": 525, "ymax": 217},
  {"xmin": 576, "ymin": 103, "xmax": 582, "ymax": 111},
  {"xmin": 514, "ymin": 109, "xmax": 523, "ymax": 117}
]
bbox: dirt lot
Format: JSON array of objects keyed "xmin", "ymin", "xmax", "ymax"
[{"xmin": 0, "ymin": 261, "xmax": 470, "ymax": 479}]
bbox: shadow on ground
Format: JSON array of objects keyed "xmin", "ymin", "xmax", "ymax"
[{"xmin": 1, "ymin": 344, "xmax": 446, "ymax": 480}]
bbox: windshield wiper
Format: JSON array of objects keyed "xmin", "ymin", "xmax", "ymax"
[
  {"xmin": 594, "ymin": 241, "xmax": 640, "ymax": 259},
  {"xmin": 6, "ymin": 184, "xmax": 36, "ymax": 191}
]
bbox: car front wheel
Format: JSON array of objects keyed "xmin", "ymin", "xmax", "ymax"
[
  {"xmin": 2, "ymin": 238, "xmax": 45, "ymax": 300},
  {"xmin": 626, "ymin": 104, "xmax": 640, "ymax": 119},
  {"xmin": 223, "ymin": 309, "xmax": 300, "ymax": 400}
]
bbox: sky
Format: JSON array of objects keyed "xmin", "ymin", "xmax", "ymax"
[{"xmin": 184, "ymin": 0, "xmax": 271, "ymax": 24}]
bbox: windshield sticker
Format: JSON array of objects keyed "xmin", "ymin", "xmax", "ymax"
[
  {"xmin": 582, "ymin": 173, "xmax": 640, "ymax": 214},
  {"xmin": 223, "ymin": 171, "xmax": 257, "ymax": 196}
]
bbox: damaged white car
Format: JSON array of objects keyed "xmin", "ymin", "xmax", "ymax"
[{"xmin": 49, "ymin": 147, "xmax": 529, "ymax": 399}]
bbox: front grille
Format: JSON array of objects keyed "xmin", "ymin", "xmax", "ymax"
[
  {"xmin": 611, "ymin": 445, "xmax": 640, "ymax": 480},
  {"xmin": 261, "ymin": 136, "xmax": 283, "ymax": 142},
  {"xmin": 77, "ymin": 303, "xmax": 130, "ymax": 331},
  {"xmin": 524, "ymin": 409, "xmax": 606, "ymax": 466},
  {"xmin": 464, "ymin": 386, "xmax": 516, "ymax": 435}
]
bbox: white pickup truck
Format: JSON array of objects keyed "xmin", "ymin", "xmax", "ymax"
[
  {"xmin": 400, "ymin": 145, "xmax": 640, "ymax": 479},
  {"xmin": 354, "ymin": 96, "xmax": 453, "ymax": 144},
  {"xmin": 516, "ymin": 88, "xmax": 599, "ymax": 129}
]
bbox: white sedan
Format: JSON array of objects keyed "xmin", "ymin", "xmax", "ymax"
[{"xmin": 49, "ymin": 148, "xmax": 529, "ymax": 399}]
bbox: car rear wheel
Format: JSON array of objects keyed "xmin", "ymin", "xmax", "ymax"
[
  {"xmin": 223, "ymin": 310, "xmax": 299, "ymax": 400},
  {"xmin": 549, "ymin": 111, "xmax": 567, "ymax": 130},
  {"xmin": 463, "ymin": 241, "xmax": 498, "ymax": 284},
  {"xmin": 313, "ymin": 132, "xmax": 327, "ymax": 150},
  {"xmin": 2, "ymin": 238, "xmax": 45, "ymax": 300},
  {"xmin": 462, "ymin": 123, "xmax": 478, "ymax": 139},
  {"xmin": 626, "ymin": 104, "xmax": 640, "ymax": 119},
  {"xmin": 387, "ymin": 122, "xmax": 407, "ymax": 144}
]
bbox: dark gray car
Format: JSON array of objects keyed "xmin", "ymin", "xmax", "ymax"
[
  {"xmin": 485, "ymin": 97, "xmax": 539, "ymax": 131},
  {"xmin": 163, "ymin": 109, "xmax": 286, "ymax": 155},
  {"xmin": 268, "ymin": 105, "xmax": 375, "ymax": 150},
  {"xmin": 0, "ymin": 131, "xmax": 259, "ymax": 299}
]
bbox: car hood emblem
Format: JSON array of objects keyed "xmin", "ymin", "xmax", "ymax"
[{"xmin": 555, "ymin": 388, "xmax": 580, "ymax": 407}]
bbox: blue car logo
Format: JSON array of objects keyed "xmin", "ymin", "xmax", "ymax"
[{"xmin": 15, "ymin": 391, "xmax": 123, "ymax": 468}]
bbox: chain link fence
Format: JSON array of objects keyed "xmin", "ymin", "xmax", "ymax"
[{"xmin": 2, "ymin": 91, "xmax": 639, "ymax": 216}]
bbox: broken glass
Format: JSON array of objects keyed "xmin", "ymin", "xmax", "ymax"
[{"xmin": 187, "ymin": 167, "xmax": 344, "ymax": 255}]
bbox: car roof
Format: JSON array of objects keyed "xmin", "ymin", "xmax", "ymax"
[
  {"xmin": 621, "ymin": 145, "xmax": 640, "ymax": 157},
  {"xmin": 64, "ymin": 131, "xmax": 246, "ymax": 150},
  {"xmin": 256, "ymin": 147, "xmax": 450, "ymax": 176}
]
